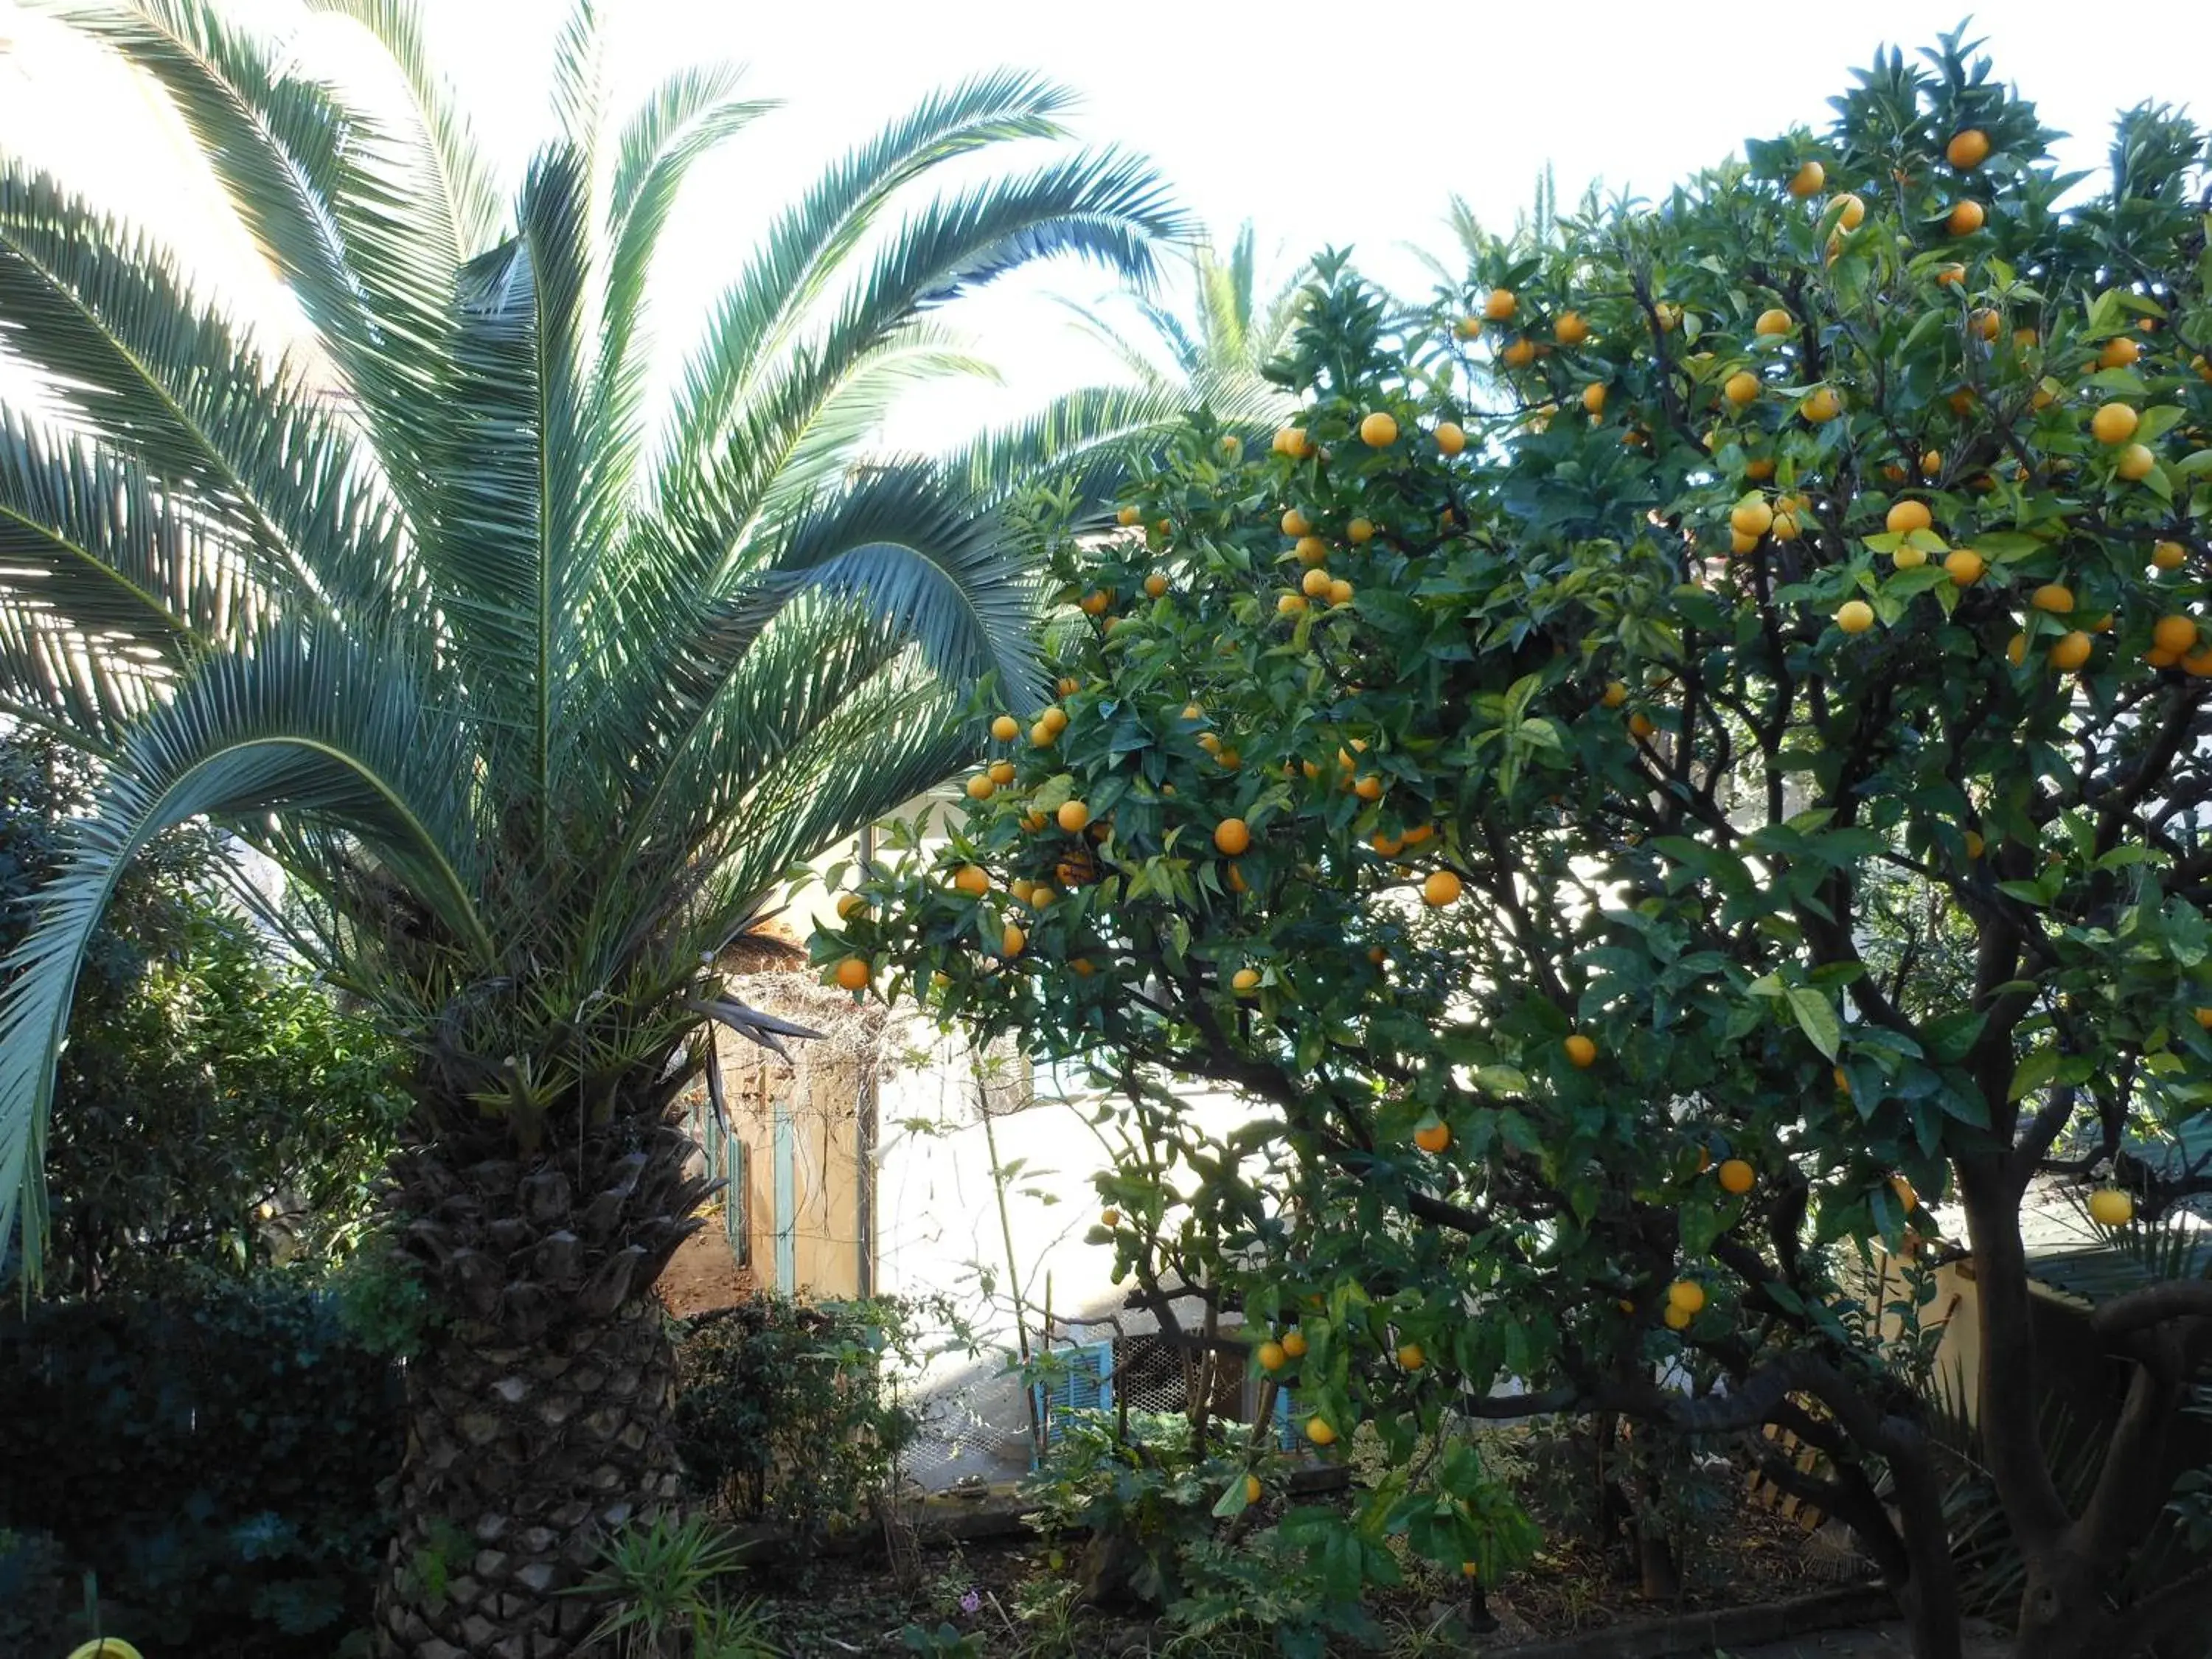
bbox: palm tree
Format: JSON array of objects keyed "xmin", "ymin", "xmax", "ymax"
[
  {"xmin": 939, "ymin": 221, "xmax": 1305, "ymax": 509},
  {"xmin": 1062, "ymin": 222, "xmax": 1306, "ymax": 411},
  {"xmin": 0, "ymin": 1, "xmax": 1180, "ymax": 1649}
]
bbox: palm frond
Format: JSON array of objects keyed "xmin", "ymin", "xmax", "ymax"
[
  {"xmin": 303, "ymin": 0, "xmax": 506, "ymax": 254},
  {"xmin": 0, "ymin": 164, "xmax": 410, "ymax": 624},
  {"xmin": 599, "ymin": 63, "xmax": 774, "ymax": 438},
  {"xmin": 1054, "ymin": 293, "xmax": 1178, "ymax": 388},
  {"xmin": 60, "ymin": 0, "xmax": 459, "ymax": 504},
  {"xmin": 662, "ymin": 147, "xmax": 1184, "ymax": 583},
  {"xmin": 936, "ymin": 381, "xmax": 1194, "ymax": 509},
  {"xmin": 0, "ymin": 408, "xmax": 262, "ymax": 651},
  {"xmin": 654, "ymin": 70, "xmax": 1079, "ymax": 507},
  {"xmin": 433, "ymin": 149, "xmax": 610, "ymax": 813},
  {"xmin": 0, "ymin": 594, "xmax": 168, "ymax": 755},
  {"xmin": 0, "ymin": 616, "xmax": 484, "ymax": 1283},
  {"xmin": 717, "ymin": 462, "xmax": 1039, "ymax": 704}
]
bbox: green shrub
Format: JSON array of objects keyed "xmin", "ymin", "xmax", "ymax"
[
  {"xmin": 0, "ymin": 1270, "xmax": 403, "ymax": 1656},
  {"xmin": 669, "ymin": 1295, "xmax": 921, "ymax": 1543}
]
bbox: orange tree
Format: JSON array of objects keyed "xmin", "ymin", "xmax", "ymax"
[{"xmin": 821, "ymin": 33, "xmax": 2212, "ymax": 1659}]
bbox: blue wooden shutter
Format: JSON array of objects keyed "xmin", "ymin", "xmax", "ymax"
[{"xmin": 1034, "ymin": 1342, "xmax": 1115, "ymax": 1452}]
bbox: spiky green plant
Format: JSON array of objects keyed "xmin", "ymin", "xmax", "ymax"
[{"xmin": 0, "ymin": 1, "xmax": 1181, "ymax": 1650}]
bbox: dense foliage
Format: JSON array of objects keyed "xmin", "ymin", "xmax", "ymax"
[
  {"xmin": 671, "ymin": 1295, "xmax": 921, "ymax": 1545},
  {"xmin": 825, "ymin": 31, "xmax": 2212, "ymax": 1658},
  {"xmin": 0, "ymin": 734, "xmax": 404, "ymax": 1293},
  {"xmin": 0, "ymin": 1271, "xmax": 404, "ymax": 1657}
]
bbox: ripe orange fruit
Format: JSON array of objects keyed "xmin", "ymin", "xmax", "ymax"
[
  {"xmin": 1663, "ymin": 1305, "xmax": 1693, "ymax": 1330},
  {"xmin": 1972, "ymin": 309, "xmax": 2000, "ymax": 341},
  {"xmin": 1667, "ymin": 1279, "xmax": 1707, "ymax": 1315},
  {"xmin": 966, "ymin": 773, "xmax": 995, "ymax": 801},
  {"xmin": 2117, "ymin": 444, "xmax": 2157, "ymax": 481},
  {"xmin": 2092, "ymin": 403, "xmax": 2140, "ymax": 445},
  {"xmin": 1116, "ymin": 505, "xmax": 1141, "ymax": 526},
  {"xmin": 1731, "ymin": 499, "xmax": 1775, "ymax": 538},
  {"xmin": 1484, "ymin": 288, "xmax": 1517, "ymax": 321},
  {"xmin": 1787, "ymin": 159, "xmax": 1826, "ymax": 198},
  {"xmin": 1281, "ymin": 1329, "xmax": 1307, "ymax": 1358},
  {"xmin": 1833, "ymin": 193, "xmax": 1866, "ymax": 229},
  {"xmin": 1001, "ymin": 923, "xmax": 1026, "ymax": 958},
  {"xmin": 1295, "ymin": 535, "xmax": 1329, "ymax": 566},
  {"xmin": 834, "ymin": 957, "xmax": 870, "ymax": 992},
  {"xmin": 1947, "ymin": 128, "xmax": 1992, "ymax": 170},
  {"xmin": 1885, "ymin": 501, "xmax": 1933, "ymax": 535},
  {"xmin": 1755, "ymin": 307, "xmax": 1792, "ymax": 337},
  {"xmin": 1891, "ymin": 1175, "xmax": 1918, "ymax": 1212},
  {"xmin": 1278, "ymin": 591, "xmax": 1308, "ymax": 616},
  {"xmin": 1724, "ymin": 370, "xmax": 1761, "ymax": 406},
  {"xmin": 1564, "ymin": 1033, "xmax": 1598, "ymax": 1068},
  {"xmin": 1717, "ymin": 1158, "xmax": 1756, "ymax": 1195},
  {"xmin": 2088, "ymin": 1189, "xmax": 2135, "ymax": 1228},
  {"xmin": 1836, "ymin": 599, "xmax": 1876, "ymax": 635},
  {"xmin": 1256, "ymin": 1339, "xmax": 1286, "ymax": 1371},
  {"xmin": 1346, "ymin": 517, "xmax": 1375, "ymax": 543},
  {"xmin": 1802, "ymin": 386, "xmax": 1843, "ymax": 423},
  {"xmin": 1964, "ymin": 830, "xmax": 1985, "ymax": 859},
  {"xmin": 1231, "ymin": 967, "xmax": 1262, "ymax": 995},
  {"xmin": 1402, "ymin": 824, "xmax": 1434, "ymax": 846},
  {"xmin": 989, "ymin": 760, "xmax": 1016, "ymax": 785},
  {"xmin": 2006, "ymin": 632, "xmax": 2028, "ymax": 667},
  {"xmin": 1921, "ymin": 449, "xmax": 1943, "ymax": 476},
  {"xmin": 1946, "ymin": 200, "xmax": 1985, "ymax": 236},
  {"xmin": 1582, "ymin": 382, "xmax": 1608, "ymax": 417},
  {"xmin": 1041, "ymin": 705, "xmax": 1070, "ymax": 735},
  {"xmin": 1273, "ymin": 427, "xmax": 1310, "ymax": 457},
  {"xmin": 954, "ymin": 865, "xmax": 991, "ymax": 897},
  {"xmin": 1144, "ymin": 571, "xmax": 1169, "ymax": 598},
  {"xmin": 1601, "ymin": 680, "xmax": 1629, "ymax": 709},
  {"xmin": 1057, "ymin": 799, "xmax": 1091, "ymax": 832},
  {"xmin": 2154, "ymin": 541, "xmax": 2187, "ymax": 571},
  {"xmin": 1328, "ymin": 579, "xmax": 1353, "ymax": 605},
  {"xmin": 2196, "ymin": 1006, "xmax": 2212, "ymax": 1029},
  {"xmin": 1281, "ymin": 507, "xmax": 1312, "ymax": 537},
  {"xmin": 2185, "ymin": 649, "xmax": 2212, "ymax": 678},
  {"xmin": 1435, "ymin": 420, "xmax": 1467, "ymax": 454},
  {"xmin": 1555, "ymin": 310, "xmax": 1590, "ymax": 346},
  {"xmin": 1245, "ymin": 1474, "xmax": 1264, "ymax": 1504},
  {"xmin": 990, "ymin": 714, "xmax": 1020, "ymax": 742},
  {"xmin": 2031, "ymin": 583, "xmax": 2075, "ymax": 614},
  {"xmin": 1744, "ymin": 456, "xmax": 1776, "ymax": 481},
  {"xmin": 1894, "ymin": 545, "xmax": 1928, "ymax": 571},
  {"xmin": 1354, "ymin": 773, "xmax": 1385, "ymax": 801},
  {"xmin": 1944, "ymin": 549, "xmax": 1986, "ymax": 585},
  {"xmin": 2098, "ymin": 335, "xmax": 2141, "ymax": 369},
  {"xmin": 2049, "ymin": 631, "xmax": 2093, "ymax": 672},
  {"xmin": 1414, "ymin": 1121, "xmax": 1450, "ymax": 1155},
  {"xmin": 1305, "ymin": 1416, "xmax": 1338, "ymax": 1447},
  {"xmin": 835, "ymin": 892, "xmax": 868, "ymax": 920},
  {"xmin": 2156, "ymin": 615, "xmax": 2201, "ymax": 654},
  {"xmin": 1629, "ymin": 712, "xmax": 1656, "ymax": 740},
  {"xmin": 1301, "ymin": 566, "xmax": 1334, "ymax": 599},
  {"xmin": 1360, "ymin": 411, "xmax": 1399, "ymax": 447},
  {"xmin": 1214, "ymin": 817, "xmax": 1252, "ymax": 855},
  {"xmin": 1935, "ymin": 262, "xmax": 1967, "ymax": 287},
  {"xmin": 1397, "ymin": 1340, "xmax": 1426, "ymax": 1371},
  {"xmin": 1501, "ymin": 337, "xmax": 1537, "ymax": 369},
  {"xmin": 1422, "ymin": 870, "xmax": 1462, "ymax": 907}
]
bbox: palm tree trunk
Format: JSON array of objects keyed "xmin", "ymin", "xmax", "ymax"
[{"xmin": 374, "ymin": 1116, "xmax": 705, "ymax": 1658}]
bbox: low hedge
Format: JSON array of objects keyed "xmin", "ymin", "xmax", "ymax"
[{"xmin": 0, "ymin": 1271, "xmax": 403, "ymax": 1657}]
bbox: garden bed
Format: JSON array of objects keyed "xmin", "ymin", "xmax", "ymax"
[{"xmin": 745, "ymin": 1495, "xmax": 1882, "ymax": 1655}]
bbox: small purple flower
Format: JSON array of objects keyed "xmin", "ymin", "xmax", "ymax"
[{"xmin": 959, "ymin": 1588, "xmax": 982, "ymax": 1616}]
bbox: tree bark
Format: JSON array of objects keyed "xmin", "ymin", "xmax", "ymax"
[
  {"xmin": 372, "ymin": 1112, "xmax": 706, "ymax": 1658},
  {"xmin": 374, "ymin": 1298, "xmax": 684, "ymax": 1659}
]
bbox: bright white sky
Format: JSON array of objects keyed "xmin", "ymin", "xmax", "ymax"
[{"xmin": 3, "ymin": 0, "xmax": 2210, "ymax": 451}]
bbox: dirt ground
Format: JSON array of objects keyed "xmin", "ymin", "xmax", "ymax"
[
  {"xmin": 658, "ymin": 1224, "xmax": 752, "ymax": 1318},
  {"xmin": 1732, "ymin": 1620, "xmax": 2011, "ymax": 1658}
]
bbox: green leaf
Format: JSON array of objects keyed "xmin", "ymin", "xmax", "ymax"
[{"xmin": 1787, "ymin": 987, "xmax": 1842, "ymax": 1059}]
